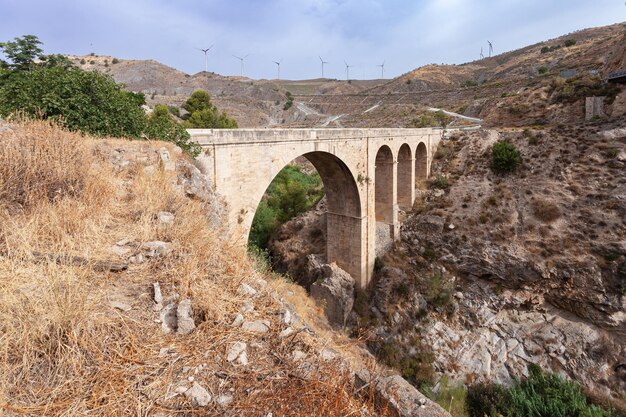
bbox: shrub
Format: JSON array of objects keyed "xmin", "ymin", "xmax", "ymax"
[
  {"xmin": 462, "ymin": 79, "xmax": 478, "ymax": 88},
  {"xmin": 538, "ymin": 66, "xmax": 548, "ymax": 75},
  {"xmin": 430, "ymin": 174, "xmax": 450, "ymax": 189},
  {"xmin": 144, "ymin": 104, "xmax": 201, "ymax": 157},
  {"xmin": 182, "ymin": 90, "xmax": 238, "ymax": 128},
  {"xmin": 112, "ymin": 58, "xmax": 119, "ymax": 64},
  {"xmin": 167, "ymin": 105, "xmax": 180, "ymax": 117},
  {"xmin": 550, "ymin": 75, "xmax": 620, "ymax": 104},
  {"xmin": 0, "ymin": 65, "xmax": 147, "ymax": 138},
  {"xmin": 564, "ymin": 39, "xmax": 577, "ymax": 47},
  {"xmin": 283, "ymin": 92, "xmax": 294, "ymax": 111},
  {"xmin": 506, "ymin": 364, "xmax": 613, "ymax": 417},
  {"xmin": 79, "ymin": 58, "xmax": 85, "ymax": 65},
  {"xmin": 606, "ymin": 148, "xmax": 618, "ymax": 159},
  {"xmin": 467, "ymin": 382, "xmax": 510, "ymax": 417},
  {"xmin": 425, "ymin": 273, "xmax": 453, "ymax": 308},
  {"xmin": 491, "ymin": 142, "xmax": 522, "ymax": 174},
  {"xmin": 532, "ymin": 199, "xmax": 561, "ymax": 222}
]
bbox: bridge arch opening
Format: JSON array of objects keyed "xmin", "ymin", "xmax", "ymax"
[
  {"xmin": 415, "ymin": 142, "xmax": 428, "ymax": 186},
  {"xmin": 397, "ymin": 144, "xmax": 413, "ymax": 211},
  {"xmin": 248, "ymin": 151, "xmax": 364, "ymax": 286},
  {"xmin": 375, "ymin": 145, "xmax": 395, "ymax": 256},
  {"xmin": 375, "ymin": 145, "xmax": 394, "ymax": 224}
]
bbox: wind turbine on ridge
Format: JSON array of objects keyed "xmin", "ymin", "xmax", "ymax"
[
  {"xmin": 197, "ymin": 45, "xmax": 214, "ymax": 73},
  {"xmin": 344, "ymin": 61, "xmax": 353, "ymax": 81},
  {"xmin": 487, "ymin": 41, "xmax": 493, "ymax": 57},
  {"xmin": 377, "ymin": 61, "xmax": 385, "ymax": 79},
  {"xmin": 273, "ymin": 59, "xmax": 282, "ymax": 80},
  {"xmin": 319, "ymin": 56, "xmax": 329, "ymax": 78},
  {"xmin": 233, "ymin": 54, "xmax": 249, "ymax": 77}
]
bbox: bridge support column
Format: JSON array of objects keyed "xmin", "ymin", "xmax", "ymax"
[{"xmin": 326, "ymin": 212, "xmax": 368, "ymax": 289}]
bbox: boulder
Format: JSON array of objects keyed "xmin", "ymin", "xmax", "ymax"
[
  {"xmin": 184, "ymin": 382, "xmax": 211, "ymax": 407},
  {"xmin": 142, "ymin": 241, "xmax": 172, "ymax": 257},
  {"xmin": 310, "ymin": 263, "xmax": 355, "ymax": 327},
  {"xmin": 176, "ymin": 298, "xmax": 196, "ymax": 335},
  {"xmin": 415, "ymin": 215, "xmax": 445, "ymax": 235},
  {"xmin": 242, "ymin": 320, "xmax": 270, "ymax": 334},
  {"xmin": 355, "ymin": 369, "xmax": 449, "ymax": 417},
  {"xmin": 158, "ymin": 211, "xmax": 175, "ymax": 224}
]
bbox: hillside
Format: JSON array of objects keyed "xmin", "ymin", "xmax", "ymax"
[
  {"xmin": 0, "ymin": 118, "xmax": 450, "ymax": 416},
  {"xmin": 68, "ymin": 22, "xmax": 625, "ymax": 130},
  {"xmin": 269, "ymin": 122, "xmax": 626, "ymax": 412}
]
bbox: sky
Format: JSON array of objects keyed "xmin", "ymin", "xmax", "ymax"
[{"xmin": 1, "ymin": 1, "xmax": 624, "ymax": 80}]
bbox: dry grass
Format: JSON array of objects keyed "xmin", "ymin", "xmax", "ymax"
[
  {"xmin": 531, "ymin": 198, "xmax": 561, "ymax": 223},
  {"xmin": 0, "ymin": 119, "xmax": 388, "ymax": 416}
]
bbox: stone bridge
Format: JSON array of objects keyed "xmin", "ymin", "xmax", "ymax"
[{"xmin": 190, "ymin": 128, "xmax": 442, "ymax": 288}]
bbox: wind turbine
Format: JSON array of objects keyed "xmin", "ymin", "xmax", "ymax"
[
  {"xmin": 487, "ymin": 41, "xmax": 493, "ymax": 57},
  {"xmin": 377, "ymin": 61, "xmax": 385, "ymax": 79},
  {"xmin": 273, "ymin": 59, "xmax": 282, "ymax": 80},
  {"xmin": 480, "ymin": 47, "xmax": 484, "ymax": 59},
  {"xmin": 233, "ymin": 54, "xmax": 249, "ymax": 77},
  {"xmin": 197, "ymin": 45, "xmax": 214, "ymax": 73},
  {"xmin": 344, "ymin": 61, "xmax": 353, "ymax": 81},
  {"xmin": 319, "ymin": 56, "xmax": 329, "ymax": 78}
]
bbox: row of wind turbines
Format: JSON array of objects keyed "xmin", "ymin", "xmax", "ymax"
[{"xmin": 197, "ymin": 45, "xmax": 386, "ymax": 80}]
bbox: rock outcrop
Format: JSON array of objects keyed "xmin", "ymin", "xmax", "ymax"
[{"xmin": 310, "ymin": 262, "xmax": 355, "ymax": 327}]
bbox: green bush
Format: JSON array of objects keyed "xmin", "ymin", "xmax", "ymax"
[
  {"xmin": 467, "ymin": 382, "xmax": 510, "ymax": 417},
  {"xmin": 145, "ymin": 105, "xmax": 200, "ymax": 157},
  {"xmin": 249, "ymin": 165, "xmax": 323, "ymax": 248},
  {"xmin": 430, "ymin": 174, "xmax": 450, "ymax": 189},
  {"xmin": 282, "ymin": 92, "xmax": 294, "ymax": 111},
  {"xmin": 467, "ymin": 365, "xmax": 619, "ymax": 417},
  {"xmin": 507, "ymin": 364, "xmax": 613, "ymax": 417},
  {"xmin": 491, "ymin": 142, "xmax": 522, "ymax": 174},
  {"xmin": 112, "ymin": 58, "xmax": 119, "ymax": 64},
  {"xmin": 0, "ymin": 65, "xmax": 147, "ymax": 138},
  {"xmin": 564, "ymin": 39, "xmax": 577, "ymax": 47},
  {"xmin": 182, "ymin": 90, "xmax": 238, "ymax": 128},
  {"xmin": 425, "ymin": 273, "xmax": 453, "ymax": 308},
  {"xmin": 550, "ymin": 75, "xmax": 620, "ymax": 104},
  {"xmin": 538, "ymin": 66, "xmax": 548, "ymax": 75}
]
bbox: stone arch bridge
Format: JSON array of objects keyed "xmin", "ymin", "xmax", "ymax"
[{"xmin": 190, "ymin": 128, "xmax": 442, "ymax": 288}]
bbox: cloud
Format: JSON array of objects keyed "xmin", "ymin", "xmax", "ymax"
[{"xmin": 0, "ymin": 0, "xmax": 624, "ymax": 79}]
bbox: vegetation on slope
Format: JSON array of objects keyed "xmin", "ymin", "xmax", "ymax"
[
  {"xmin": 0, "ymin": 35, "xmax": 236, "ymax": 157},
  {"xmin": 0, "ymin": 118, "xmax": 387, "ymax": 416},
  {"xmin": 466, "ymin": 365, "xmax": 622, "ymax": 417},
  {"xmin": 249, "ymin": 165, "xmax": 324, "ymax": 249}
]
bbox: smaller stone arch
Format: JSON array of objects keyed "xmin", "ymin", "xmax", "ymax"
[
  {"xmin": 397, "ymin": 143, "xmax": 413, "ymax": 211},
  {"xmin": 375, "ymin": 145, "xmax": 394, "ymax": 224},
  {"xmin": 415, "ymin": 142, "xmax": 428, "ymax": 185}
]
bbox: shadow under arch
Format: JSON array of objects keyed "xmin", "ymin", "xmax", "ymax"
[
  {"xmin": 415, "ymin": 142, "xmax": 428, "ymax": 182},
  {"xmin": 397, "ymin": 143, "xmax": 413, "ymax": 211},
  {"xmin": 248, "ymin": 150, "xmax": 364, "ymax": 284}
]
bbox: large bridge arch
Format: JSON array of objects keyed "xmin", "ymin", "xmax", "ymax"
[{"xmin": 248, "ymin": 151, "xmax": 364, "ymax": 280}]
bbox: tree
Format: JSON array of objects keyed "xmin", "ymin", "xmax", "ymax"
[
  {"xmin": 182, "ymin": 90, "xmax": 238, "ymax": 128},
  {"xmin": 0, "ymin": 35, "xmax": 43, "ymax": 70},
  {"xmin": 145, "ymin": 105, "xmax": 201, "ymax": 157}
]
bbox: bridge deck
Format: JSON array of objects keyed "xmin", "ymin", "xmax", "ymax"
[
  {"xmin": 190, "ymin": 128, "xmax": 441, "ymax": 145},
  {"xmin": 607, "ymin": 69, "xmax": 626, "ymax": 84}
]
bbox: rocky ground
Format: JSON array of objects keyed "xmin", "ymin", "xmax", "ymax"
[
  {"xmin": 0, "ymin": 119, "xmax": 450, "ymax": 417},
  {"xmin": 268, "ymin": 120, "xmax": 626, "ymax": 410}
]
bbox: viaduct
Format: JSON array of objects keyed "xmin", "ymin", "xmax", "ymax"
[{"xmin": 190, "ymin": 128, "xmax": 442, "ymax": 288}]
